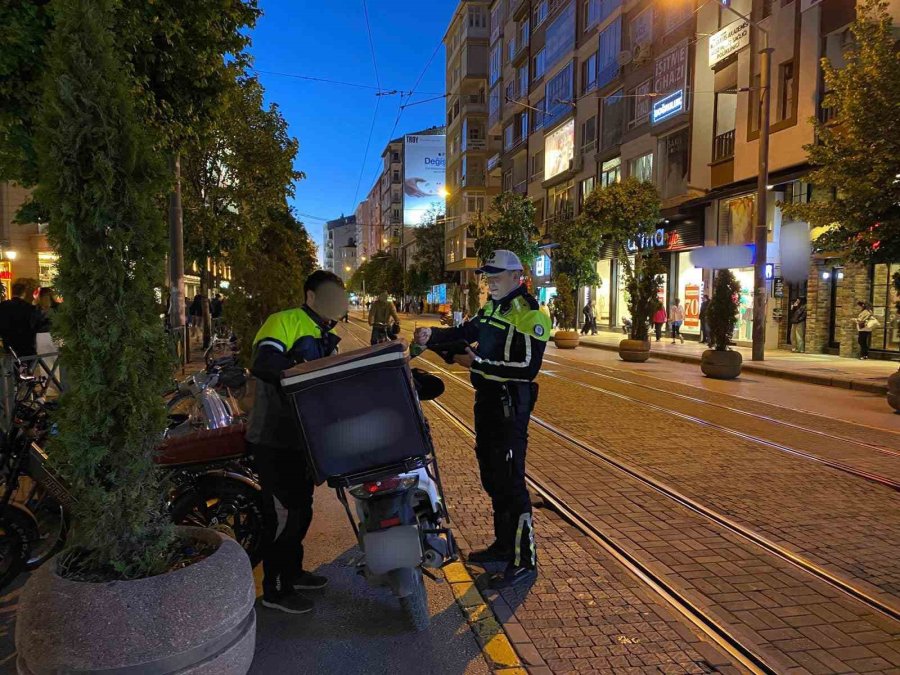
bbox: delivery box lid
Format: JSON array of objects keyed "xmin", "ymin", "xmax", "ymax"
[{"xmin": 281, "ymin": 339, "xmax": 408, "ymax": 390}]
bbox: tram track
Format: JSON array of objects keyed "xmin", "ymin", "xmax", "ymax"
[
  {"xmin": 542, "ymin": 352, "xmax": 900, "ymax": 459},
  {"xmin": 341, "ymin": 318, "xmax": 900, "ymax": 623}
]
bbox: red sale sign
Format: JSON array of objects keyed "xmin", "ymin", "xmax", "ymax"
[{"xmin": 684, "ymin": 284, "xmax": 700, "ymax": 329}]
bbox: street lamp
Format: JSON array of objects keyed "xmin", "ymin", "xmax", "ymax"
[{"xmin": 717, "ymin": 0, "xmax": 772, "ymax": 361}]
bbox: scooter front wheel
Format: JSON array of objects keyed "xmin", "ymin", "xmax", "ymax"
[{"xmin": 398, "ymin": 568, "xmax": 429, "ymax": 632}]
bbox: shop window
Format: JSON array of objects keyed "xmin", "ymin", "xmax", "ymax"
[
  {"xmin": 629, "ymin": 153, "xmax": 653, "ymax": 182},
  {"xmin": 779, "ymin": 61, "xmax": 795, "ymax": 121},
  {"xmin": 718, "ymin": 194, "xmax": 756, "ymax": 244},
  {"xmin": 600, "ymin": 157, "xmax": 621, "ymax": 186},
  {"xmin": 872, "ymin": 263, "xmax": 900, "ymax": 351}
]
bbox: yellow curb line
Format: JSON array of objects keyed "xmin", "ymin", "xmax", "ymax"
[{"xmin": 444, "ymin": 562, "xmax": 524, "ymax": 671}]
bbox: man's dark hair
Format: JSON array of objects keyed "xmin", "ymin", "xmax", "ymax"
[
  {"xmin": 304, "ymin": 270, "xmax": 344, "ymax": 295},
  {"xmin": 11, "ymin": 283, "xmax": 26, "ymax": 297}
]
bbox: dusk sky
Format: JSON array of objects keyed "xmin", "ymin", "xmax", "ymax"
[{"xmin": 248, "ymin": 1, "xmax": 458, "ymax": 258}]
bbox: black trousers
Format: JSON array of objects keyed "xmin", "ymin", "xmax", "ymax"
[
  {"xmin": 473, "ymin": 382, "xmax": 536, "ymax": 569},
  {"xmin": 250, "ymin": 442, "xmax": 315, "ymax": 596},
  {"xmin": 654, "ymin": 322, "xmax": 664, "ymax": 340},
  {"xmin": 858, "ymin": 331, "xmax": 872, "ymax": 357}
]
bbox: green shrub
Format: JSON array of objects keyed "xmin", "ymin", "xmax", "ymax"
[{"xmin": 708, "ymin": 270, "xmax": 741, "ymax": 350}]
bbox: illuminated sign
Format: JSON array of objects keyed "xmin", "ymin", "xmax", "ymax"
[
  {"xmin": 765, "ymin": 263, "xmax": 774, "ymax": 280},
  {"xmin": 709, "ymin": 19, "xmax": 749, "ymax": 68},
  {"xmin": 544, "ymin": 118, "xmax": 575, "ymax": 179},
  {"xmin": 403, "ymin": 134, "xmax": 446, "ymax": 227},
  {"xmin": 535, "ymin": 256, "xmax": 545, "ymax": 277},
  {"xmin": 651, "ymin": 89, "xmax": 685, "ymax": 124}
]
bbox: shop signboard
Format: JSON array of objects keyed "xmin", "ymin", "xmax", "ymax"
[
  {"xmin": 544, "ymin": 118, "xmax": 575, "ymax": 179},
  {"xmin": 684, "ymin": 283, "xmax": 701, "ymax": 329},
  {"xmin": 708, "ymin": 19, "xmax": 749, "ymax": 68},
  {"xmin": 626, "ymin": 220, "xmax": 704, "ymax": 253},
  {"xmin": 652, "ymin": 39, "xmax": 688, "ymax": 125},
  {"xmin": 403, "ymin": 134, "xmax": 446, "ymax": 227},
  {"xmin": 773, "ymin": 276, "xmax": 784, "ymax": 298}
]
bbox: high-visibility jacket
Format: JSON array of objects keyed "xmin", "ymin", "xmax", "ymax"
[
  {"xmin": 428, "ymin": 285, "xmax": 551, "ymax": 385},
  {"xmin": 247, "ymin": 305, "xmax": 339, "ymax": 449}
]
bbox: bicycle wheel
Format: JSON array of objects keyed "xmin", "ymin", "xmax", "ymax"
[{"xmin": 0, "ymin": 506, "xmax": 38, "ymax": 591}]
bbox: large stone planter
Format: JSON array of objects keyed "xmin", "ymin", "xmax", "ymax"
[
  {"xmin": 16, "ymin": 527, "xmax": 256, "ymax": 675},
  {"xmin": 701, "ymin": 349, "xmax": 743, "ymax": 380},
  {"xmin": 553, "ymin": 330, "xmax": 580, "ymax": 349},
  {"xmin": 888, "ymin": 366, "xmax": 900, "ymax": 413},
  {"xmin": 619, "ymin": 339, "xmax": 651, "ymax": 362}
]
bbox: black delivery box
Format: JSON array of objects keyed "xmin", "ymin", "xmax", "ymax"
[{"xmin": 280, "ymin": 339, "xmax": 431, "ymax": 484}]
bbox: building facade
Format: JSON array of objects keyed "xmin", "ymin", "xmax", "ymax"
[
  {"xmin": 0, "ymin": 182, "xmax": 57, "ymax": 299},
  {"xmin": 444, "ymin": 1, "xmax": 502, "ymax": 285},
  {"xmin": 323, "ymin": 214, "xmax": 358, "ymax": 284},
  {"xmin": 484, "ymin": 0, "xmax": 900, "ymax": 359}
]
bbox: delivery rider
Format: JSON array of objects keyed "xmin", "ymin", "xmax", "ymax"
[
  {"xmin": 414, "ymin": 250, "xmax": 550, "ymax": 589},
  {"xmin": 248, "ymin": 270, "xmax": 348, "ymax": 614}
]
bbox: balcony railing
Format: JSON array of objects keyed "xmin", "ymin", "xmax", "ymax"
[
  {"xmin": 513, "ymin": 179, "xmax": 528, "ymax": 194},
  {"xmin": 542, "ymin": 206, "xmax": 574, "ymax": 238},
  {"xmin": 712, "ymin": 129, "xmax": 735, "ymax": 162}
]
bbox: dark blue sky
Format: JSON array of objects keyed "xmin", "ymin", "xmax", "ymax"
[{"xmin": 248, "ymin": 1, "xmax": 457, "ymax": 255}]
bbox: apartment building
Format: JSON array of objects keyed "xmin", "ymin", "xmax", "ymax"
[
  {"xmin": 486, "ymin": 0, "xmax": 899, "ymax": 358},
  {"xmin": 323, "ymin": 214, "xmax": 357, "ymax": 283},
  {"xmin": 354, "ymin": 181, "xmax": 384, "ymax": 265},
  {"xmin": 444, "ymin": 1, "xmax": 501, "ymax": 285}
]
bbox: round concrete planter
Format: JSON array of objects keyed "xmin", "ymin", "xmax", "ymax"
[
  {"xmin": 888, "ymin": 366, "xmax": 900, "ymax": 413},
  {"xmin": 701, "ymin": 349, "xmax": 743, "ymax": 380},
  {"xmin": 16, "ymin": 527, "xmax": 256, "ymax": 675},
  {"xmin": 553, "ymin": 330, "xmax": 580, "ymax": 350},
  {"xmin": 619, "ymin": 339, "xmax": 651, "ymax": 362}
]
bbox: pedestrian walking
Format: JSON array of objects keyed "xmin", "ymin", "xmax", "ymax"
[
  {"xmin": 790, "ymin": 297, "xmax": 807, "ymax": 353},
  {"xmin": 188, "ymin": 294, "xmax": 204, "ymax": 337},
  {"xmin": 669, "ymin": 299, "xmax": 685, "ymax": 344},
  {"xmin": 0, "ymin": 281, "xmax": 50, "ymax": 357},
  {"xmin": 698, "ymin": 295, "xmax": 710, "ymax": 345},
  {"xmin": 248, "ymin": 270, "xmax": 348, "ymax": 614},
  {"xmin": 855, "ymin": 300, "xmax": 878, "ymax": 359},
  {"xmin": 210, "ymin": 293, "xmax": 224, "ymax": 320},
  {"xmin": 652, "ymin": 304, "xmax": 667, "ymax": 342},
  {"xmin": 581, "ymin": 303, "xmax": 597, "ymax": 336},
  {"xmin": 414, "ymin": 250, "xmax": 550, "ymax": 590}
]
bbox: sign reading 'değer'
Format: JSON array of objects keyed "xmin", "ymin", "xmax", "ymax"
[{"xmin": 709, "ymin": 19, "xmax": 750, "ymax": 68}]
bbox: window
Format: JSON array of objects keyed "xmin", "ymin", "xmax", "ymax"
[
  {"xmin": 628, "ymin": 79, "xmax": 652, "ymax": 128},
  {"xmin": 393, "ymin": 170, "xmax": 400, "ymax": 182},
  {"xmin": 545, "ymin": 1, "xmax": 576, "ymax": 72},
  {"xmin": 519, "ymin": 18, "xmax": 530, "ymax": 48},
  {"xmin": 600, "ymin": 88, "xmax": 624, "ymax": 150},
  {"xmin": 467, "ymin": 196, "xmax": 485, "ymax": 212},
  {"xmin": 629, "ymin": 152, "xmax": 653, "ymax": 182},
  {"xmin": 490, "ymin": 45, "xmax": 502, "ymax": 86},
  {"xmin": 779, "ymin": 61, "xmax": 795, "ymax": 121},
  {"xmin": 534, "ymin": 0, "xmax": 549, "ymax": 27},
  {"xmin": 762, "ymin": 0, "xmax": 773, "ymax": 18},
  {"xmin": 504, "ymin": 124, "xmax": 514, "ymax": 151},
  {"xmin": 532, "ymin": 150, "xmax": 545, "ymax": 179},
  {"xmin": 392, "ymin": 152, "xmax": 400, "ymax": 162},
  {"xmin": 584, "ymin": 0, "xmax": 601, "ymax": 31},
  {"xmin": 505, "ymin": 81, "xmax": 515, "ymax": 105},
  {"xmin": 508, "ymin": 36, "xmax": 516, "ymax": 62},
  {"xmin": 659, "ymin": 128, "xmax": 688, "ymax": 200},
  {"xmin": 544, "ymin": 62, "xmax": 575, "ymax": 128},
  {"xmin": 533, "ymin": 49, "xmax": 546, "ymax": 81},
  {"xmin": 518, "ymin": 64, "xmax": 529, "ymax": 97},
  {"xmin": 491, "ymin": 3, "xmax": 504, "ymax": 39},
  {"xmin": 581, "ymin": 115, "xmax": 597, "ymax": 151},
  {"xmin": 630, "ymin": 8, "xmax": 653, "ymax": 49},
  {"xmin": 519, "ymin": 111, "xmax": 530, "ymax": 141},
  {"xmin": 581, "ymin": 52, "xmax": 598, "ymax": 93},
  {"xmin": 749, "ymin": 73, "xmax": 761, "ymax": 132},
  {"xmin": 713, "ymin": 89, "xmax": 737, "ymax": 160},
  {"xmin": 597, "ymin": 18, "xmax": 622, "ymax": 89},
  {"xmin": 533, "ymin": 98, "xmax": 546, "ymax": 130},
  {"xmin": 600, "ymin": 157, "xmax": 621, "ymax": 186},
  {"xmin": 469, "ymin": 5, "xmax": 486, "ymax": 27},
  {"xmin": 580, "ymin": 176, "xmax": 597, "ymax": 204},
  {"xmin": 666, "ymin": 0, "xmax": 693, "ymax": 33},
  {"xmin": 503, "ymin": 170, "xmax": 513, "ymax": 191}
]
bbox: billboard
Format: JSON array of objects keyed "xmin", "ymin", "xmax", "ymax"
[
  {"xmin": 403, "ymin": 134, "xmax": 446, "ymax": 226},
  {"xmin": 544, "ymin": 118, "xmax": 575, "ymax": 180}
]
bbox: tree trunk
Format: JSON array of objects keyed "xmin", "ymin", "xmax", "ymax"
[
  {"xmin": 168, "ymin": 153, "xmax": 187, "ymax": 362},
  {"xmin": 200, "ymin": 258, "xmax": 212, "ymax": 349}
]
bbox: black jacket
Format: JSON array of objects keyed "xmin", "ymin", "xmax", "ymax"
[
  {"xmin": 791, "ymin": 304, "xmax": 807, "ymax": 324},
  {"xmin": 0, "ymin": 298, "xmax": 51, "ymax": 357}
]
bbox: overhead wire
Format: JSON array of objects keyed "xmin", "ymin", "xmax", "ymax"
[{"xmin": 352, "ymin": 0, "xmax": 386, "ymax": 210}]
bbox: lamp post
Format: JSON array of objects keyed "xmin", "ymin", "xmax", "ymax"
[{"xmin": 717, "ymin": 1, "xmax": 771, "ymax": 361}]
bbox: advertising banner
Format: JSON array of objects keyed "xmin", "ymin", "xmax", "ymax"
[
  {"xmin": 709, "ymin": 19, "xmax": 749, "ymax": 68},
  {"xmin": 544, "ymin": 118, "xmax": 575, "ymax": 180},
  {"xmin": 684, "ymin": 283, "xmax": 701, "ymax": 329},
  {"xmin": 403, "ymin": 134, "xmax": 446, "ymax": 227}
]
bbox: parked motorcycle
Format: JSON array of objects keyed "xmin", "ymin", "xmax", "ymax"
[{"xmin": 281, "ymin": 341, "xmax": 457, "ymax": 631}]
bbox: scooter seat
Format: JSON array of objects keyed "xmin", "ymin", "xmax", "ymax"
[{"xmin": 155, "ymin": 424, "xmax": 247, "ymax": 466}]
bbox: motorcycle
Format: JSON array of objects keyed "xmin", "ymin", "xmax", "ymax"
[{"xmin": 281, "ymin": 341, "xmax": 458, "ymax": 631}]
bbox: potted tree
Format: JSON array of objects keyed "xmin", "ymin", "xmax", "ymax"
[
  {"xmin": 581, "ymin": 178, "xmax": 664, "ymax": 362},
  {"xmin": 15, "ymin": 3, "xmax": 255, "ymax": 673},
  {"xmin": 701, "ymin": 270, "xmax": 743, "ymax": 379},
  {"xmin": 551, "ymin": 274, "xmax": 579, "ymax": 349}
]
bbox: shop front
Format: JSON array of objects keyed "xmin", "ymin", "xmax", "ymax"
[{"xmin": 871, "ymin": 262, "xmax": 900, "ymax": 354}]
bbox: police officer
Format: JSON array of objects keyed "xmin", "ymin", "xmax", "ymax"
[
  {"xmin": 414, "ymin": 250, "xmax": 551, "ymax": 589},
  {"xmin": 248, "ymin": 270, "xmax": 348, "ymax": 614}
]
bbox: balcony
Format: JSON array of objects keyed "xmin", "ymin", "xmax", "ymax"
[
  {"xmin": 712, "ymin": 129, "xmax": 735, "ymax": 162},
  {"xmin": 460, "ymin": 93, "xmax": 487, "ymax": 117},
  {"xmin": 513, "ymin": 179, "xmax": 528, "ymax": 194},
  {"xmin": 541, "ymin": 206, "xmax": 574, "ymax": 239},
  {"xmin": 487, "ymin": 153, "xmax": 502, "ymax": 174}
]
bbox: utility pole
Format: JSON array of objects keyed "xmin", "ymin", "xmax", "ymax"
[{"xmin": 717, "ymin": 1, "xmax": 771, "ymax": 361}]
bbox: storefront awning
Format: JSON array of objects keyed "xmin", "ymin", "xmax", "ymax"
[{"xmin": 680, "ymin": 163, "xmax": 813, "ymax": 208}]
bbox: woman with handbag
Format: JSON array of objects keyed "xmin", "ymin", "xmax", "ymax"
[{"xmin": 855, "ymin": 301, "xmax": 878, "ymax": 359}]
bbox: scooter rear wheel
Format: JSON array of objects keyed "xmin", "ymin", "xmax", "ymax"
[{"xmin": 399, "ymin": 568, "xmax": 429, "ymax": 632}]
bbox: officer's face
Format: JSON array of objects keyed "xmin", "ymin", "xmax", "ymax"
[
  {"xmin": 485, "ymin": 270, "xmax": 521, "ymax": 301},
  {"xmin": 307, "ymin": 282, "xmax": 349, "ymax": 322}
]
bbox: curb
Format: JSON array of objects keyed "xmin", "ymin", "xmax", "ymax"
[
  {"xmin": 443, "ymin": 561, "xmax": 527, "ymax": 673},
  {"xmin": 578, "ymin": 339, "xmax": 891, "ymax": 395}
]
